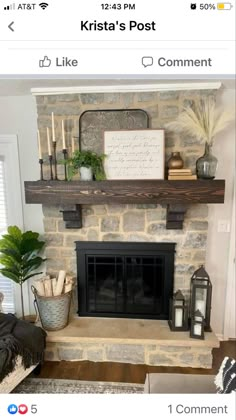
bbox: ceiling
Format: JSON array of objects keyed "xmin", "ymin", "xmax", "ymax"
[{"xmin": 0, "ymin": 78, "xmax": 234, "ymax": 96}]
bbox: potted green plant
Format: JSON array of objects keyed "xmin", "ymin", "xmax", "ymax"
[
  {"xmin": 0, "ymin": 226, "xmax": 46, "ymax": 319},
  {"xmin": 64, "ymin": 150, "xmax": 106, "ymax": 181}
]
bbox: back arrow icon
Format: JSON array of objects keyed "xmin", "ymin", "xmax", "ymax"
[{"xmin": 8, "ymin": 22, "xmax": 14, "ymax": 32}]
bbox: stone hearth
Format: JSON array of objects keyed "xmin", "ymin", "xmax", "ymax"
[{"xmin": 45, "ymin": 318, "xmax": 219, "ymax": 368}]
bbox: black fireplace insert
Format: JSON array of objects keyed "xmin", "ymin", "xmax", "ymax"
[{"xmin": 76, "ymin": 242, "xmax": 175, "ymax": 320}]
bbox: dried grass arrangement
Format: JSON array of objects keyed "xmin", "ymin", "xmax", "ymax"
[{"xmin": 166, "ymin": 97, "xmax": 234, "ymax": 146}]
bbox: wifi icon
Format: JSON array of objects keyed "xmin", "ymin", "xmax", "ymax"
[{"xmin": 39, "ymin": 2, "xmax": 48, "ymax": 9}]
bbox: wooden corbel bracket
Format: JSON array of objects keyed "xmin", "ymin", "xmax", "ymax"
[
  {"xmin": 60, "ymin": 204, "xmax": 82, "ymax": 229},
  {"xmin": 166, "ymin": 204, "xmax": 187, "ymax": 230}
]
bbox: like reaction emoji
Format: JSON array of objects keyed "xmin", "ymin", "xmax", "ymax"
[{"xmin": 8, "ymin": 404, "xmax": 18, "ymax": 414}]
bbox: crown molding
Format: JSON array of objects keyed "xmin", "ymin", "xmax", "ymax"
[{"xmin": 31, "ymin": 82, "xmax": 222, "ymax": 96}]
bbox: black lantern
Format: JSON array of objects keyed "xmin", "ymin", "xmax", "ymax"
[
  {"xmin": 190, "ymin": 265, "xmax": 212, "ymax": 331},
  {"xmin": 168, "ymin": 290, "xmax": 189, "ymax": 331},
  {"xmin": 190, "ymin": 309, "xmax": 205, "ymax": 339}
]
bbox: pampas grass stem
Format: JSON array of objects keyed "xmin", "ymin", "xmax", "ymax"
[{"xmin": 166, "ymin": 97, "xmax": 234, "ymax": 145}]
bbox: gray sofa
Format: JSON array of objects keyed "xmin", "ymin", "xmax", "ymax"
[{"xmin": 144, "ymin": 373, "xmax": 216, "ymax": 393}]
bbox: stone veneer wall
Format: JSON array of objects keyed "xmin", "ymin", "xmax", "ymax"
[{"xmin": 36, "ymin": 89, "xmax": 217, "ymax": 297}]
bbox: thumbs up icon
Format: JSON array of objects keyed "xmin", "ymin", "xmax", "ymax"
[{"xmin": 39, "ymin": 56, "xmax": 51, "ymax": 67}]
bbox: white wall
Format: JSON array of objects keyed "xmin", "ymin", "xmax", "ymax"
[
  {"xmin": 0, "ymin": 95, "xmax": 44, "ymax": 233},
  {"xmin": 206, "ymin": 86, "xmax": 235, "ymax": 337},
  {"xmin": 0, "ymin": 96, "xmax": 44, "ymax": 315}
]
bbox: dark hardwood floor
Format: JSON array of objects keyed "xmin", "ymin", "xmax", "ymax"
[{"xmin": 38, "ymin": 340, "xmax": 236, "ymax": 384}]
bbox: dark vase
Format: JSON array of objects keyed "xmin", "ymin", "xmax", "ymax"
[
  {"xmin": 167, "ymin": 152, "xmax": 184, "ymax": 169},
  {"xmin": 196, "ymin": 143, "xmax": 218, "ymax": 180}
]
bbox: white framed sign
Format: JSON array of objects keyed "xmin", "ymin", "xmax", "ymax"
[{"xmin": 104, "ymin": 129, "xmax": 165, "ymax": 180}]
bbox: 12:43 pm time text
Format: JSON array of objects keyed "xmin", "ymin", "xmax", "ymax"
[{"xmin": 101, "ymin": 4, "xmax": 136, "ymax": 10}]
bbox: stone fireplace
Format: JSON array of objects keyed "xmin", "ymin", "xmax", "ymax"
[
  {"xmin": 36, "ymin": 89, "xmax": 215, "ymax": 296},
  {"xmin": 33, "ymin": 88, "xmax": 221, "ymax": 368}
]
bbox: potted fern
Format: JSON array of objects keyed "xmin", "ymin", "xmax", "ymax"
[
  {"xmin": 166, "ymin": 97, "xmax": 234, "ymax": 179},
  {"xmin": 64, "ymin": 150, "xmax": 106, "ymax": 181},
  {"xmin": 0, "ymin": 226, "xmax": 46, "ymax": 319}
]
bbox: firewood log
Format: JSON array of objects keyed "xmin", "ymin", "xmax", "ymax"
[
  {"xmin": 54, "ymin": 270, "xmax": 66, "ymax": 296},
  {"xmin": 34, "ymin": 279, "xmax": 45, "ymax": 296},
  {"xmin": 44, "ymin": 278, "xmax": 53, "ymax": 297},
  {"xmin": 64, "ymin": 275, "xmax": 75, "ymax": 293},
  {"xmin": 51, "ymin": 278, "xmax": 57, "ymax": 296}
]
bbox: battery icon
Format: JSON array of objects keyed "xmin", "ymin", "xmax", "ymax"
[{"xmin": 217, "ymin": 3, "xmax": 233, "ymax": 9}]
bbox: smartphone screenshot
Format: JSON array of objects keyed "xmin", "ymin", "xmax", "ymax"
[{"xmin": 0, "ymin": 0, "xmax": 235, "ymax": 418}]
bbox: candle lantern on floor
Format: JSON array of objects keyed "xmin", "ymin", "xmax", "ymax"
[
  {"xmin": 190, "ymin": 309, "xmax": 205, "ymax": 339},
  {"xmin": 168, "ymin": 290, "xmax": 189, "ymax": 331},
  {"xmin": 190, "ymin": 265, "xmax": 212, "ymax": 331}
]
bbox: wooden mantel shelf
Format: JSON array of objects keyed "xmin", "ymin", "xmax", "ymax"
[
  {"xmin": 24, "ymin": 180, "xmax": 225, "ymax": 229},
  {"xmin": 25, "ymin": 180, "xmax": 225, "ymax": 205}
]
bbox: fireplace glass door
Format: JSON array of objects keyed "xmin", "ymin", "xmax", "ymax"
[
  {"xmin": 76, "ymin": 242, "xmax": 175, "ymax": 320},
  {"xmin": 87, "ymin": 255, "xmax": 164, "ymax": 316}
]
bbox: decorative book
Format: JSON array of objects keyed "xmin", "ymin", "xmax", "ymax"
[{"xmin": 168, "ymin": 175, "xmax": 197, "ymax": 180}]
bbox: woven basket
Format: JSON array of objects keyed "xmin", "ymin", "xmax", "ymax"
[{"xmin": 31, "ymin": 286, "xmax": 72, "ymax": 331}]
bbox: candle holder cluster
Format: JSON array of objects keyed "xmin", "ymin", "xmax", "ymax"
[
  {"xmin": 38, "ymin": 143, "xmax": 72, "ymax": 181},
  {"xmin": 168, "ymin": 265, "xmax": 212, "ymax": 340},
  {"xmin": 38, "ymin": 146, "xmax": 69, "ymax": 181},
  {"xmin": 38, "ymin": 113, "xmax": 77, "ymax": 181}
]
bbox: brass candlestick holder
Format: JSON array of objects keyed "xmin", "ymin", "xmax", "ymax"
[
  {"xmin": 53, "ymin": 142, "xmax": 58, "ymax": 180},
  {"xmin": 62, "ymin": 149, "xmax": 68, "ymax": 181},
  {"xmin": 49, "ymin": 155, "xmax": 53, "ymax": 180},
  {"xmin": 39, "ymin": 158, "xmax": 44, "ymax": 181}
]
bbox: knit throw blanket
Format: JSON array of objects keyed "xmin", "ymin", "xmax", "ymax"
[
  {"xmin": 214, "ymin": 357, "xmax": 236, "ymax": 393},
  {"xmin": 0, "ymin": 313, "xmax": 46, "ymax": 382}
]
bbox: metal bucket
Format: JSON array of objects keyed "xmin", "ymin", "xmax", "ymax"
[{"xmin": 31, "ymin": 286, "xmax": 72, "ymax": 331}]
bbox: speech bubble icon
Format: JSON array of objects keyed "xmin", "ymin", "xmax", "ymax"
[{"xmin": 142, "ymin": 56, "xmax": 154, "ymax": 67}]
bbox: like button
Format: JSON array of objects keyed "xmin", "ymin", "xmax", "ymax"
[{"xmin": 39, "ymin": 56, "xmax": 51, "ymax": 67}]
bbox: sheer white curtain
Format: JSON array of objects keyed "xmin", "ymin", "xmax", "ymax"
[
  {"xmin": 0, "ymin": 157, "xmax": 15, "ymax": 312},
  {"xmin": 0, "ymin": 135, "xmax": 24, "ymax": 315}
]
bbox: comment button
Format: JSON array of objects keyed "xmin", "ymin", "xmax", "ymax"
[{"xmin": 142, "ymin": 56, "xmax": 154, "ymax": 67}]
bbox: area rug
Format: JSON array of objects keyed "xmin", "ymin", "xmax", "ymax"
[{"xmin": 13, "ymin": 378, "xmax": 144, "ymax": 394}]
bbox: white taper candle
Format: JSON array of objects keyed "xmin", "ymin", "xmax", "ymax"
[
  {"xmin": 37, "ymin": 130, "xmax": 42, "ymax": 159},
  {"xmin": 62, "ymin": 120, "xmax": 66, "ymax": 149},
  {"xmin": 52, "ymin": 112, "xmax": 56, "ymax": 142},
  {"xmin": 47, "ymin": 127, "xmax": 51, "ymax": 155},
  {"xmin": 72, "ymin": 137, "xmax": 75, "ymax": 154}
]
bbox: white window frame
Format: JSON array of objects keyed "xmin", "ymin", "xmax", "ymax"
[{"xmin": 0, "ymin": 134, "xmax": 28, "ymax": 316}]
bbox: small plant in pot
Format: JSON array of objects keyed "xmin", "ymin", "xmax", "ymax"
[
  {"xmin": 64, "ymin": 150, "xmax": 106, "ymax": 181},
  {"xmin": 0, "ymin": 226, "xmax": 46, "ymax": 319}
]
